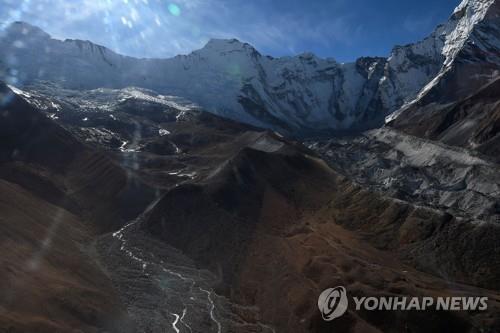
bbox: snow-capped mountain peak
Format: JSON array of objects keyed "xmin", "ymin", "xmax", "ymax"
[
  {"xmin": 441, "ymin": 0, "xmax": 497, "ymax": 66},
  {"xmin": 4, "ymin": 21, "xmax": 50, "ymax": 38},
  {"xmin": 200, "ymin": 38, "xmax": 258, "ymax": 54},
  {"xmin": 388, "ymin": 0, "xmax": 500, "ymax": 122},
  {"xmin": 1, "ymin": 0, "xmax": 499, "ymax": 135}
]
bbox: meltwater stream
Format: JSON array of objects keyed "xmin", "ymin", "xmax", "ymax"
[{"xmin": 95, "ymin": 198, "xmax": 274, "ymax": 333}]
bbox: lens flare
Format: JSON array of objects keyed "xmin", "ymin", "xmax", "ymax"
[{"xmin": 167, "ymin": 3, "xmax": 181, "ymax": 17}]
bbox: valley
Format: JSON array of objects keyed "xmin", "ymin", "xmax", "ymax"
[{"xmin": 0, "ymin": 0, "xmax": 499, "ymax": 332}]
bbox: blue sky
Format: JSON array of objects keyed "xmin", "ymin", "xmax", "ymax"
[{"xmin": 0, "ymin": 0, "xmax": 460, "ymax": 62}]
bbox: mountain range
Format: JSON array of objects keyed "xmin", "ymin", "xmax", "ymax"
[
  {"xmin": 1, "ymin": 0, "xmax": 500, "ymax": 332},
  {"xmin": 1, "ymin": 0, "xmax": 499, "ymax": 138}
]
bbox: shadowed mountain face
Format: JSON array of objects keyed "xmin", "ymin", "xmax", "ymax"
[
  {"xmin": 390, "ymin": 77, "xmax": 500, "ymax": 162},
  {"xmin": 0, "ymin": 82, "xmax": 155, "ymax": 232},
  {"xmin": 387, "ymin": 1, "xmax": 500, "ymax": 157},
  {"xmin": 0, "ymin": 82, "xmax": 285, "ymax": 332},
  {"xmin": 0, "ymin": 179, "xmax": 134, "ymax": 333},
  {"xmin": 142, "ymin": 130, "xmax": 500, "ymax": 332},
  {"xmin": 0, "ymin": 82, "xmax": 147, "ymax": 332}
]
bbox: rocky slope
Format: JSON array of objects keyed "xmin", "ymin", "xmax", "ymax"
[
  {"xmin": 389, "ymin": 0, "xmax": 500, "ymax": 113},
  {"xmin": 142, "ymin": 131, "xmax": 500, "ymax": 332},
  {"xmin": 307, "ymin": 128, "xmax": 500, "ymax": 223},
  {"xmin": 1, "ymin": 1, "xmax": 500, "ymax": 329},
  {"xmin": 390, "ymin": 75, "xmax": 500, "ymax": 162},
  {"xmin": 0, "ymin": 82, "xmax": 145, "ymax": 332},
  {"xmin": 1, "ymin": 81, "xmax": 280, "ymax": 332},
  {"xmin": 0, "ymin": 179, "xmax": 134, "ymax": 333},
  {"xmin": 0, "ymin": 84, "xmax": 156, "ymax": 232},
  {"xmin": 1, "ymin": 0, "xmax": 499, "ymax": 134},
  {"xmin": 388, "ymin": 0, "xmax": 500, "ymax": 157},
  {"xmin": 3, "ymin": 80, "xmax": 500, "ymax": 332}
]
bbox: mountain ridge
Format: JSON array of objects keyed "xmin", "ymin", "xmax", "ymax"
[{"xmin": 1, "ymin": 0, "xmax": 498, "ymax": 135}]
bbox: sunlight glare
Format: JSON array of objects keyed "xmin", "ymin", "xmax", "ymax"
[{"xmin": 168, "ymin": 3, "xmax": 181, "ymax": 17}]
